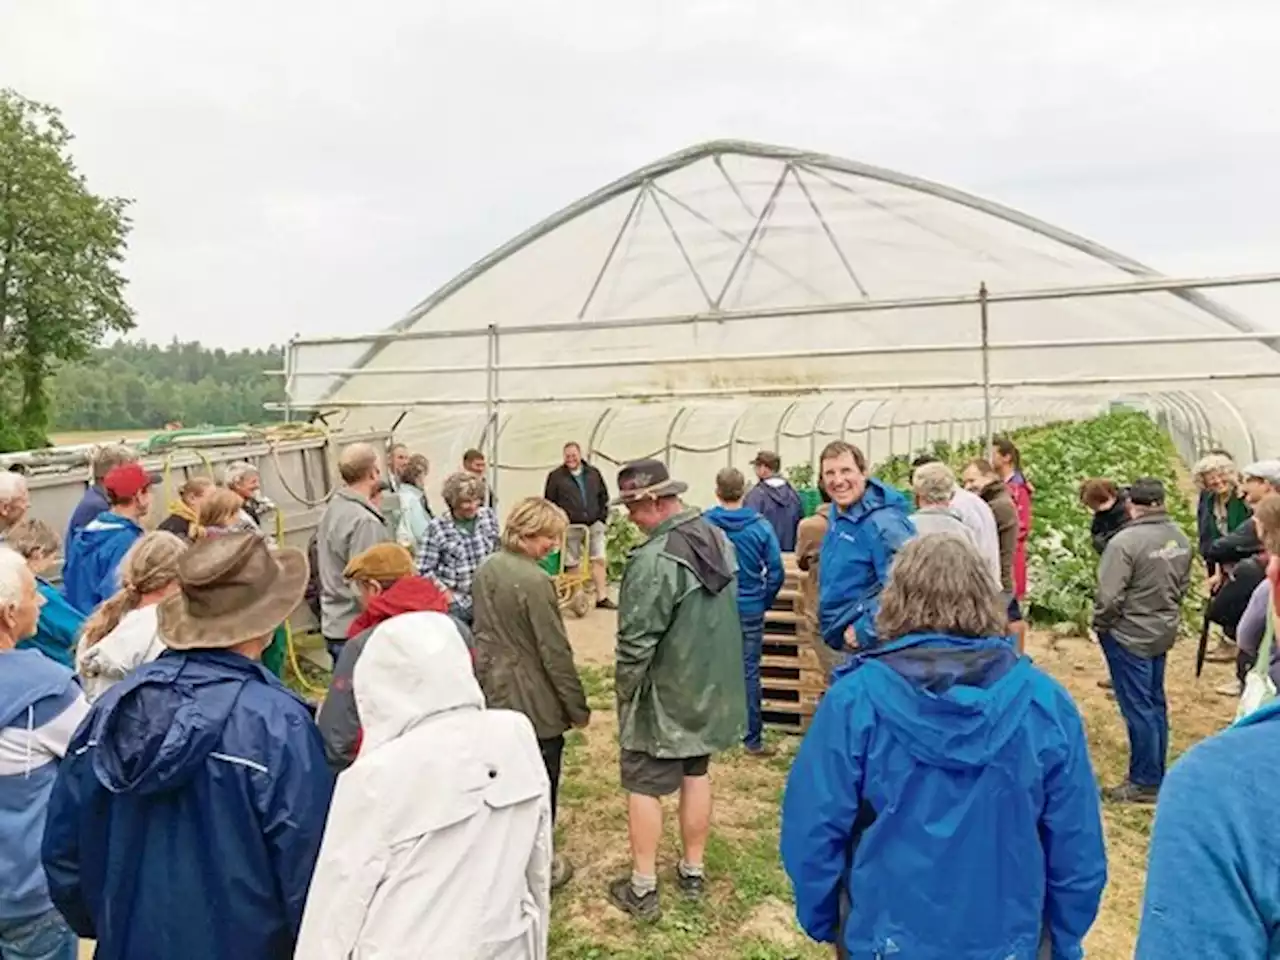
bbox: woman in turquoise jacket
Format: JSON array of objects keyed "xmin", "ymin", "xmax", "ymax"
[
  {"xmin": 4, "ymin": 518, "xmax": 86, "ymax": 667},
  {"xmin": 782, "ymin": 535, "xmax": 1107, "ymax": 959}
]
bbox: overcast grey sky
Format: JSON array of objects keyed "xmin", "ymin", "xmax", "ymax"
[{"xmin": 3, "ymin": 0, "xmax": 1278, "ymax": 348}]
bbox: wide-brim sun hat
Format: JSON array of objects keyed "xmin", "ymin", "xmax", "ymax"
[
  {"xmin": 159, "ymin": 531, "xmax": 309, "ymax": 651},
  {"xmin": 612, "ymin": 458, "xmax": 689, "ymax": 506}
]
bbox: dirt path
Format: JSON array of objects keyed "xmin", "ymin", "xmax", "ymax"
[{"xmin": 565, "ymin": 607, "xmax": 617, "ymax": 665}]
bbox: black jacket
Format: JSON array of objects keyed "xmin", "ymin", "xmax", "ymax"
[
  {"xmin": 1204, "ymin": 520, "xmax": 1262, "ymax": 567},
  {"xmin": 544, "ymin": 463, "xmax": 610, "ymax": 526},
  {"xmin": 1090, "ymin": 491, "xmax": 1129, "ymax": 555}
]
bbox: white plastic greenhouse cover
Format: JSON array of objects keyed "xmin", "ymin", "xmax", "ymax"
[{"xmin": 285, "ymin": 140, "xmax": 1280, "ymax": 506}]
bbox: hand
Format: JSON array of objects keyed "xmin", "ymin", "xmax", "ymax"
[
  {"xmin": 843, "ymin": 625, "xmax": 860, "ymax": 652},
  {"xmin": 1207, "ymin": 571, "xmax": 1223, "ymax": 595},
  {"xmin": 573, "ymin": 716, "xmax": 591, "ymax": 730}
]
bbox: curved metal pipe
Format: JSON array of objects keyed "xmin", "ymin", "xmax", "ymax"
[
  {"xmin": 1209, "ymin": 389, "xmax": 1258, "ymax": 462},
  {"xmin": 586, "ymin": 407, "xmax": 616, "ymax": 463}
]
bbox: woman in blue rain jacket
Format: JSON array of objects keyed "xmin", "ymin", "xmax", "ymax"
[{"xmin": 782, "ymin": 534, "xmax": 1106, "ymax": 960}]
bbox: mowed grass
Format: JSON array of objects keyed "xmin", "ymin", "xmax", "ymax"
[{"xmin": 548, "ymin": 634, "xmax": 1237, "ymax": 959}]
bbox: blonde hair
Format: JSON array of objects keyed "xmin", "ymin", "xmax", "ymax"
[
  {"xmin": 502, "ymin": 497, "xmax": 568, "ymax": 554},
  {"xmin": 80, "ymin": 532, "xmax": 187, "ymax": 648},
  {"xmin": 178, "ymin": 476, "xmax": 215, "ymax": 504},
  {"xmin": 197, "ymin": 488, "xmax": 244, "ymax": 529},
  {"xmin": 876, "ymin": 535, "xmax": 1006, "ymax": 641},
  {"xmin": 2, "ymin": 517, "xmax": 60, "ymax": 561},
  {"xmin": 1254, "ymin": 494, "xmax": 1280, "ymax": 557}
]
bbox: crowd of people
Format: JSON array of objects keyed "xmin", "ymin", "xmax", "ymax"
[{"xmin": 2, "ymin": 429, "xmax": 1278, "ymax": 958}]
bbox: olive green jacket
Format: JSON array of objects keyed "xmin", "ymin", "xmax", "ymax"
[
  {"xmin": 615, "ymin": 508, "xmax": 745, "ymax": 758},
  {"xmin": 472, "ymin": 548, "xmax": 590, "ymax": 740}
]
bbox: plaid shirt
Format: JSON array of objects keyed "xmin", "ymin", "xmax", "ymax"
[{"xmin": 416, "ymin": 507, "xmax": 500, "ymax": 614}]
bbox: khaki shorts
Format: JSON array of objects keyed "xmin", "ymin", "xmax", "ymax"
[
  {"xmin": 564, "ymin": 521, "xmax": 607, "ymax": 567},
  {"xmin": 620, "ymin": 750, "xmax": 711, "ymax": 797}
]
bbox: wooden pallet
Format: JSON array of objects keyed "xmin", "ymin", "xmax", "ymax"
[{"xmin": 762, "ymin": 554, "xmax": 827, "ymax": 734}]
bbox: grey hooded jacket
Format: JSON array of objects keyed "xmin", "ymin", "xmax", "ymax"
[{"xmin": 1093, "ymin": 511, "xmax": 1193, "ymax": 657}]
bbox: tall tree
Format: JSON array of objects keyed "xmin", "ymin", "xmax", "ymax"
[{"xmin": 0, "ymin": 89, "xmax": 134, "ymax": 451}]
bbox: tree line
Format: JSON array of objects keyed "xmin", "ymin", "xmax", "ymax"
[
  {"xmin": 0, "ymin": 89, "xmax": 290, "ymax": 451},
  {"xmin": 45, "ymin": 339, "xmax": 285, "ymax": 434}
]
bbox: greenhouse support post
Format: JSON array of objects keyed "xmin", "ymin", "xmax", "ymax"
[{"xmin": 979, "ymin": 282, "xmax": 992, "ymax": 453}]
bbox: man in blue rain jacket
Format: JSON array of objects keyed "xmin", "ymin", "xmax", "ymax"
[
  {"xmin": 781, "ymin": 535, "xmax": 1107, "ymax": 960},
  {"xmin": 816, "ymin": 441, "xmax": 915, "ymax": 649},
  {"xmin": 42, "ymin": 533, "xmax": 333, "ymax": 960},
  {"xmin": 705, "ymin": 467, "xmax": 785, "ymax": 754}
]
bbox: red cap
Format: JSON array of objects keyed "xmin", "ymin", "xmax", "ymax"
[{"xmin": 103, "ymin": 463, "xmax": 159, "ymax": 501}]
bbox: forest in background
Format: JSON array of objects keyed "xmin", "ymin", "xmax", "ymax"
[{"xmin": 45, "ymin": 339, "xmax": 285, "ymax": 432}]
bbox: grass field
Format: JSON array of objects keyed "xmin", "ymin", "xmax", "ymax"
[{"xmin": 50, "ymin": 430, "xmax": 149, "ymax": 446}]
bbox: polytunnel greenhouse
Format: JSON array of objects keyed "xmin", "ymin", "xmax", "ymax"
[{"xmin": 280, "ymin": 140, "xmax": 1280, "ymax": 505}]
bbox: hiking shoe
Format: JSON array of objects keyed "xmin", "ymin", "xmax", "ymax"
[
  {"xmin": 596, "ymin": 597, "xmax": 617, "ymax": 610},
  {"xmin": 608, "ymin": 877, "xmax": 661, "ymax": 920},
  {"xmin": 1204, "ymin": 640, "xmax": 1238, "ymax": 664},
  {"xmin": 551, "ymin": 855, "xmax": 575, "ymax": 892},
  {"xmin": 1096, "ymin": 678, "xmax": 1113, "ymax": 690},
  {"xmin": 676, "ymin": 866, "xmax": 706, "ymax": 901},
  {"xmin": 1101, "ymin": 781, "xmax": 1159, "ymax": 805},
  {"xmin": 1215, "ymin": 678, "xmax": 1244, "ymax": 698}
]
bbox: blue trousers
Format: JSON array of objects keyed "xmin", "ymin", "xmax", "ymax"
[
  {"xmin": 1100, "ymin": 633, "xmax": 1169, "ymax": 787},
  {"xmin": 741, "ymin": 611, "xmax": 764, "ymax": 750},
  {"xmin": 0, "ymin": 909, "xmax": 78, "ymax": 960}
]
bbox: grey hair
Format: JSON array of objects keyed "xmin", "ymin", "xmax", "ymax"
[
  {"xmin": 1193, "ymin": 453, "xmax": 1237, "ymax": 488},
  {"xmin": 0, "ymin": 547, "xmax": 28, "ymax": 608},
  {"xmin": 223, "ymin": 460, "xmax": 260, "ymax": 489},
  {"xmin": 338, "ymin": 443, "xmax": 380, "ymax": 485},
  {"xmin": 92, "ymin": 444, "xmax": 137, "ymax": 482},
  {"xmin": 876, "ymin": 535, "xmax": 1006, "ymax": 641},
  {"xmin": 912, "ymin": 462, "xmax": 957, "ymax": 506},
  {"xmin": 441, "ymin": 471, "xmax": 486, "ymax": 511},
  {"xmin": 0, "ymin": 472, "xmax": 27, "ymax": 503}
]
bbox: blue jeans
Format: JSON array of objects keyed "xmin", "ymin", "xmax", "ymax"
[
  {"xmin": 1100, "ymin": 633, "xmax": 1169, "ymax": 787},
  {"xmin": 741, "ymin": 611, "xmax": 764, "ymax": 750},
  {"xmin": 326, "ymin": 638, "xmax": 346, "ymax": 670},
  {"xmin": 0, "ymin": 909, "xmax": 78, "ymax": 960}
]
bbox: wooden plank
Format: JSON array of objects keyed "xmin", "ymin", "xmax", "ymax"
[{"xmin": 761, "ymin": 676, "xmax": 827, "ymax": 695}]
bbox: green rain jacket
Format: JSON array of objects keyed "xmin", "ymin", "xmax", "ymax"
[{"xmin": 615, "ymin": 507, "xmax": 745, "ymax": 758}]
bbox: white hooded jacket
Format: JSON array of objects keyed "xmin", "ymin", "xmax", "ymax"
[
  {"xmin": 76, "ymin": 604, "xmax": 168, "ymax": 704},
  {"xmin": 297, "ymin": 612, "xmax": 552, "ymax": 960}
]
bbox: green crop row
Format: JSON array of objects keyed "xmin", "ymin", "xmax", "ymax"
[{"xmin": 603, "ymin": 411, "xmax": 1200, "ymax": 636}]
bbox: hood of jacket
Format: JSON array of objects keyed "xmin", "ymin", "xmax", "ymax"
[
  {"xmin": 354, "ymin": 612, "xmax": 484, "ymax": 755},
  {"xmin": 346, "ymin": 575, "xmax": 451, "ymax": 639},
  {"xmin": 87, "ymin": 650, "xmax": 282, "ymax": 795},
  {"xmin": 78, "ymin": 511, "xmax": 142, "ymax": 553},
  {"xmin": 657, "ymin": 508, "xmax": 734, "ymax": 595},
  {"xmin": 755, "ymin": 477, "xmax": 798, "ymax": 508},
  {"xmin": 703, "ymin": 504, "xmax": 762, "ymax": 533},
  {"xmin": 834, "ymin": 477, "xmax": 911, "ymax": 526},
  {"xmin": 846, "ymin": 633, "xmax": 1033, "ymax": 770},
  {"xmin": 0, "ymin": 648, "xmax": 76, "ymax": 730}
]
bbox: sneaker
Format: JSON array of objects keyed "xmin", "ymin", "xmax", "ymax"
[
  {"xmin": 1101, "ymin": 781, "xmax": 1159, "ymax": 805},
  {"xmin": 676, "ymin": 865, "xmax": 706, "ymax": 901},
  {"xmin": 1215, "ymin": 678, "xmax": 1244, "ymax": 698},
  {"xmin": 551, "ymin": 855, "xmax": 575, "ymax": 891},
  {"xmin": 608, "ymin": 877, "xmax": 661, "ymax": 920},
  {"xmin": 596, "ymin": 597, "xmax": 617, "ymax": 611},
  {"xmin": 1204, "ymin": 639, "xmax": 1238, "ymax": 664},
  {"xmin": 744, "ymin": 743, "xmax": 777, "ymax": 758},
  {"xmin": 1096, "ymin": 678, "xmax": 1113, "ymax": 690}
]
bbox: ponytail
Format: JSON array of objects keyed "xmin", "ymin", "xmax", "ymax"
[
  {"xmin": 77, "ymin": 531, "xmax": 188, "ymax": 650},
  {"xmin": 80, "ymin": 585, "xmax": 143, "ymax": 650}
]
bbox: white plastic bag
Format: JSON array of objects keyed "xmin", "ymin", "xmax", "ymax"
[{"xmin": 1236, "ymin": 604, "xmax": 1276, "ymax": 722}]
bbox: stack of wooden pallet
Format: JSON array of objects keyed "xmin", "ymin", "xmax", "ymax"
[{"xmin": 761, "ymin": 554, "xmax": 827, "ymax": 734}]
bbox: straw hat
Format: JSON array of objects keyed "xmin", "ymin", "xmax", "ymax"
[{"xmin": 158, "ymin": 532, "xmax": 308, "ymax": 651}]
